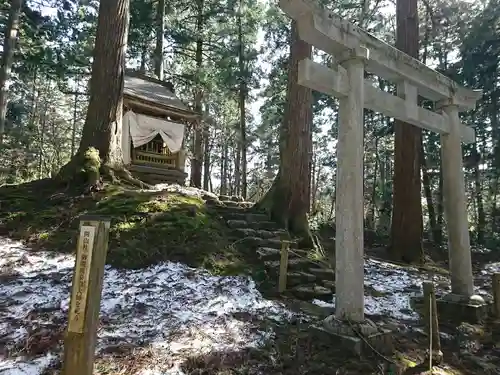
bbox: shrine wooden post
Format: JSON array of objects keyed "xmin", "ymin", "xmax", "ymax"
[{"xmin": 62, "ymin": 216, "xmax": 111, "ymax": 375}]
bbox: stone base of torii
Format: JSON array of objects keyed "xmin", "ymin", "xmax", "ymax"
[
  {"xmin": 313, "ymin": 315, "xmax": 393, "ymax": 356},
  {"xmin": 279, "ymin": 0, "xmax": 488, "ymax": 356}
]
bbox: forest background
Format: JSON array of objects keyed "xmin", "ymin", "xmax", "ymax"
[{"xmin": 0, "ymin": 0, "xmax": 498, "ymax": 259}]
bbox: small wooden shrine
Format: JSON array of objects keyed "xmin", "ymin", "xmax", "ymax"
[{"xmin": 122, "ymin": 70, "xmax": 198, "ymax": 185}]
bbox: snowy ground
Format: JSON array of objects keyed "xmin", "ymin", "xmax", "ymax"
[
  {"xmin": 314, "ymin": 258, "xmax": 496, "ymax": 321},
  {"xmin": 0, "ymin": 238, "xmax": 299, "ymax": 374},
  {"xmin": 0, "ymin": 237, "xmax": 498, "ymax": 374}
]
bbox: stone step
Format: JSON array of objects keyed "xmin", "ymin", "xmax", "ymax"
[
  {"xmin": 232, "ymin": 228, "xmax": 258, "ymax": 238},
  {"xmin": 287, "ymin": 271, "xmax": 317, "ymax": 285},
  {"xmin": 256, "ymin": 247, "xmax": 309, "ymax": 261},
  {"xmin": 249, "ymin": 221, "xmax": 282, "ymax": 230},
  {"xmin": 239, "ymin": 236, "xmax": 264, "ymax": 248},
  {"xmin": 206, "ymin": 202, "xmax": 253, "ymax": 212},
  {"xmin": 289, "ymin": 285, "xmax": 333, "ymax": 302},
  {"xmin": 240, "ymin": 237, "xmax": 298, "ymax": 250},
  {"xmin": 219, "ymin": 200, "xmax": 253, "ymax": 208},
  {"xmin": 321, "ymin": 280, "xmax": 336, "ymax": 291},
  {"xmin": 261, "ymin": 238, "xmax": 293, "ymax": 249},
  {"xmin": 284, "ymin": 277, "xmax": 307, "ymax": 288},
  {"xmin": 308, "ymin": 267, "xmax": 335, "ymax": 281},
  {"xmin": 265, "ymin": 257, "xmax": 316, "ymax": 271},
  {"xmin": 232, "ymin": 228, "xmax": 287, "ymax": 240},
  {"xmin": 226, "ymin": 219, "xmax": 248, "ymax": 229},
  {"xmin": 256, "ymin": 229, "xmax": 288, "ymax": 239},
  {"xmin": 222, "ymin": 212, "xmax": 270, "ymax": 222},
  {"xmin": 285, "ymin": 300, "xmax": 335, "ymax": 319}
]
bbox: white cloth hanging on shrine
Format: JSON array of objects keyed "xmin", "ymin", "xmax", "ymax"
[{"xmin": 123, "ymin": 110, "xmax": 185, "ymax": 152}]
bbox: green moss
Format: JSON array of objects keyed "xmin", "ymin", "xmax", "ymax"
[
  {"xmin": 0, "ymin": 180, "xmax": 248, "ymax": 275},
  {"xmin": 38, "ymin": 232, "xmax": 50, "ymax": 241},
  {"xmin": 136, "ymin": 200, "xmax": 170, "ymax": 212},
  {"xmin": 394, "ymin": 352, "xmax": 417, "ymax": 368},
  {"xmin": 83, "ymin": 147, "xmax": 101, "ymax": 173}
]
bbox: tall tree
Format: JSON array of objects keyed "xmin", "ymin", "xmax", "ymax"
[
  {"xmin": 256, "ymin": 21, "xmax": 313, "ymax": 243},
  {"xmin": 237, "ymin": 0, "xmax": 248, "ymax": 199},
  {"xmin": 190, "ymin": 0, "xmax": 205, "ymax": 188},
  {"xmin": 154, "ymin": 0, "xmax": 165, "ymax": 80},
  {"xmin": 0, "ymin": 0, "xmax": 24, "ymax": 145},
  {"xmin": 390, "ymin": 0, "xmax": 423, "ymax": 263},
  {"xmin": 58, "ymin": 0, "xmax": 132, "ymax": 186}
]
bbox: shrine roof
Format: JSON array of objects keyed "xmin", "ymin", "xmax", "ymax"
[{"xmin": 124, "ymin": 71, "xmax": 196, "ymax": 117}]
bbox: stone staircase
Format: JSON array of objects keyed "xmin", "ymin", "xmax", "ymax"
[{"xmin": 206, "ymin": 194, "xmax": 335, "ymax": 303}]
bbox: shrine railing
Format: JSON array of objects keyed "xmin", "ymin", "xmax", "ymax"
[{"xmin": 132, "ymin": 150, "xmax": 177, "ymax": 168}]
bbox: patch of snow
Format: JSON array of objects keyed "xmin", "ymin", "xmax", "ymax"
[
  {"xmin": 482, "ymin": 262, "xmax": 500, "ymax": 274},
  {"xmin": 0, "ymin": 238, "xmax": 298, "ymax": 373},
  {"xmin": 3, "ymin": 234, "xmax": 499, "ymax": 373},
  {"xmin": 139, "ymin": 365, "xmax": 186, "ymax": 375},
  {"xmin": 412, "ymin": 327, "xmax": 454, "ymax": 341},
  {"xmin": 0, "ymin": 353, "xmax": 57, "ymax": 375},
  {"xmin": 313, "ymin": 259, "xmax": 451, "ymax": 321},
  {"xmin": 472, "ymin": 263, "xmax": 500, "ymax": 298},
  {"xmin": 471, "ymin": 245, "xmax": 492, "ymax": 254},
  {"xmin": 311, "ymin": 299, "xmax": 333, "ymax": 308},
  {"xmin": 363, "ymin": 259, "xmax": 445, "ymax": 320},
  {"xmin": 312, "ymin": 257, "xmax": 500, "ymax": 322}
]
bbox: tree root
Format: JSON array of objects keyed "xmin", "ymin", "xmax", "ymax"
[
  {"xmin": 56, "ymin": 160, "xmax": 152, "ymax": 193},
  {"xmin": 101, "ymin": 165, "xmax": 119, "ymax": 184},
  {"xmin": 256, "ymin": 175, "xmax": 318, "ymax": 250},
  {"xmin": 109, "ymin": 166, "xmax": 152, "ymax": 190},
  {"xmin": 81, "ymin": 165, "xmax": 152, "ymax": 193},
  {"xmin": 288, "ymin": 213, "xmax": 316, "ymax": 249}
]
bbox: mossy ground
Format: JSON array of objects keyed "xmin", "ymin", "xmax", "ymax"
[{"xmin": 0, "ymin": 179, "xmax": 247, "ymax": 275}]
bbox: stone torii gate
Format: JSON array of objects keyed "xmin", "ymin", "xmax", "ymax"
[{"xmin": 279, "ymin": 0, "xmax": 486, "ymax": 346}]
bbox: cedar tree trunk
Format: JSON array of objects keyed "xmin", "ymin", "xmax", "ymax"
[
  {"xmin": 390, "ymin": 0, "xmax": 424, "ymax": 263},
  {"xmin": 58, "ymin": 0, "xmax": 131, "ymax": 185},
  {"xmin": 0, "ymin": 0, "xmax": 23, "ymax": 145},
  {"xmin": 255, "ymin": 21, "xmax": 313, "ymax": 244}
]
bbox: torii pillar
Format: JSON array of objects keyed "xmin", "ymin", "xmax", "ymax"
[
  {"xmin": 437, "ymin": 98, "xmax": 488, "ymax": 323},
  {"xmin": 334, "ymin": 47, "xmax": 366, "ymax": 323},
  {"xmin": 317, "ymin": 47, "xmax": 393, "ymax": 356}
]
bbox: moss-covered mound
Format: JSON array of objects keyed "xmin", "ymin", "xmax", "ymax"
[{"xmin": 0, "ymin": 179, "xmax": 245, "ymax": 274}]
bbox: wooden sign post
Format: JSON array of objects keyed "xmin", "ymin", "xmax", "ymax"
[
  {"xmin": 423, "ymin": 282, "xmax": 442, "ymax": 366},
  {"xmin": 62, "ymin": 216, "xmax": 111, "ymax": 375},
  {"xmin": 278, "ymin": 240, "xmax": 290, "ymax": 293}
]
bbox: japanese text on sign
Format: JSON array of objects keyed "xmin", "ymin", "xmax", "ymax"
[{"xmin": 67, "ymin": 225, "xmax": 95, "ymax": 333}]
